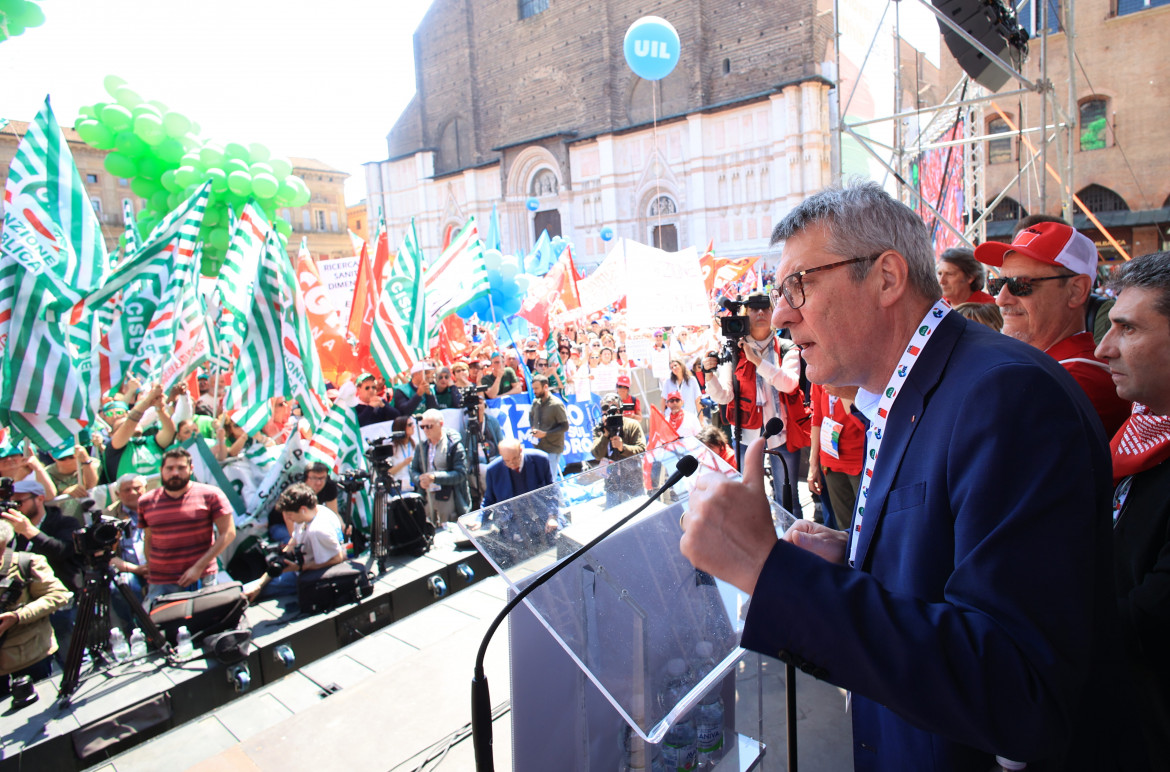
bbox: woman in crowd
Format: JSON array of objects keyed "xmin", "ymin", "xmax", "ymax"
[
  {"xmin": 387, "ymin": 415, "xmax": 417, "ymax": 492},
  {"xmin": 660, "ymin": 357, "xmax": 702, "ymax": 416}
]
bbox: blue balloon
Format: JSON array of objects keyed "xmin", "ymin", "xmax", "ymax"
[
  {"xmin": 526, "ymin": 197, "xmax": 540, "ymax": 212},
  {"xmin": 623, "ymin": 16, "xmax": 681, "ymax": 81},
  {"xmin": 600, "ymin": 226, "xmax": 614, "ymax": 241}
]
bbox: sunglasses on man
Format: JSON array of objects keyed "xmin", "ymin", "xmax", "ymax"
[{"xmin": 986, "ymin": 273, "xmax": 1077, "ymax": 297}]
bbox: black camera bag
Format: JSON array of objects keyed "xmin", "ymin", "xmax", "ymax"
[
  {"xmin": 148, "ymin": 581, "xmax": 248, "ymax": 645},
  {"xmin": 388, "ymin": 492, "xmax": 433, "ymax": 556},
  {"xmin": 297, "ymin": 559, "xmax": 373, "ymax": 614}
]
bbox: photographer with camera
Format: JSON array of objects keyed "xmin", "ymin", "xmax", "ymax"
[
  {"xmin": 591, "ymin": 393, "xmax": 647, "ymax": 507},
  {"xmin": 0, "ymin": 520, "xmax": 71, "ymax": 701},
  {"xmin": 702, "ymin": 291, "xmax": 807, "ymax": 513},
  {"xmin": 410, "ymin": 410, "xmax": 471, "ymax": 527},
  {"xmin": 245, "ymin": 483, "xmax": 346, "ymax": 602},
  {"xmin": 2, "ymin": 479, "xmax": 84, "ymax": 661}
]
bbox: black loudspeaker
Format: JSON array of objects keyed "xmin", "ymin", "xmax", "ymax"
[{"xmin": 933, "ymin": 0, "xmax": 1030, "ymax": 92}]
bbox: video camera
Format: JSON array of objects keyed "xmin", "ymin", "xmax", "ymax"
[
  {"xmin": 72, "ymin": 500, "xmax": 128, "ymax": 560},
  {"xmin": 338, "ymin": 469, "xmax": 372, "ymax": 493},
  {"xmin": 0, "ymin": 477, "xmax": 14, "ymax": 512},
  {"xmin": 260, "ymin": 539, "xmax": 305, "ymax": 579},
  {"xmin": 364, "ymin": 434, "xmax": 406, "ymax": 468},
  {"xmin": 603, "ymin": 403, "xmax": 636, "ymax": 437},
  {"xmin": 461, "ymin": 384, "xmax": 491, "ymax": 435}
]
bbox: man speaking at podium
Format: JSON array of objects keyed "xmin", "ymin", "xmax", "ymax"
[{"xmin": 680, "ymin": 183, "xmax": 1144, "ymax": 771}]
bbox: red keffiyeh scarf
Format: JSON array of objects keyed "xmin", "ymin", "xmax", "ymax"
[
  {"xmin": 666, "ymin": 408, "xmax": 684, "ymax": 434},
  {"xmin": 1111, "ymin": 403, "xmax": 1170, "ymax": 484}
]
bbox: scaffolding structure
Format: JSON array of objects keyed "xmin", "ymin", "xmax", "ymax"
[{"xmin": 832, "ymin": 0, "xmax": 1082, "ymax": 250}]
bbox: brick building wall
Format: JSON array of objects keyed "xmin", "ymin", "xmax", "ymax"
[{"xmin": 369, "ymin": 0, "xmax": 839, "ymax": 270}]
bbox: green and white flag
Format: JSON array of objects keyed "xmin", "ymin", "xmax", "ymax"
[
  {"xmin": 423, "ymin": 216, "xmax": 489, "ymax": 328},
  {"xmin": 0, "ymin": 98, "xmax": 107, "ymax": 452},
  {"xmin": 214, "ymin": 202, "xmax": 269, "ymax": 362},
  {"xmin": 305, "ymin": 391, "xmax": 372, "ymax": 535},
  {"xmin": 182, "ymin": 434, "xmax": 249, "ymax": 522},
  {"xmin": 384, "ymin": 217, "xmax": 427, "ymax": 350},
  {"xmin": 225, "ymin": 229, "xmax": 328, "ymax": 435}
]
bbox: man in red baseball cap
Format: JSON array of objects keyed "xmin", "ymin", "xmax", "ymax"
[
  {"xmin": 615, "ymin": 374, "xmax": 642, "ymax": 419},
  {"xmin": 975, "ymin": 221, "xmax": 1130, "ymax": 437}
]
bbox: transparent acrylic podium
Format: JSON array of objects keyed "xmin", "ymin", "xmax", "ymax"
[{"xmin": 458, "ymin": 438, "xmax": 790, "ymax": 771}]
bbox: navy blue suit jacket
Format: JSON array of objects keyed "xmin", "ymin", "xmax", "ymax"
[
  {"xmin": 482, "ymin": 449, "xmax": 553, "ymax": 508},
  {"xmin": 741, "ymin": 312, "xmax": 1145, "ymax": 770}
]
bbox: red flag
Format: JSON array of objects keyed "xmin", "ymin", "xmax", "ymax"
[
  {"xmin": 699, "ymin": 247, "xmax": 757, "ymax": 295},
  {"xmin": 431, "ymin": 316, "xmax": 470, "ymax": 366},
  {"xmin": 518, "ymin": 246, "xmax": 582, "ymax": 334},
  {"xmin": 347, "ymin": 242, "xmax": 378, "ymax": 373},
  {"xmin": 371, "ymin": 223, "xmax": 395, "ymax": 291},
  {"xmin": 643, "ymin": 405, "xmax": 682, "ymax": 489}
]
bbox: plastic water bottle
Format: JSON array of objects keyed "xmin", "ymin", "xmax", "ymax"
[
  {"xmin": 176, "ymin": 626, "xmax": 194, "ymax": 658},
  {"xmin": 692, "ymin": 641, "xmax": 725, "ymax": 768},
  {"xmin": 658, "ymin": 658, "xmax": 698, "ymax": 771},
  {"xmin": 109, "ymin": 628, "xmax": 129, "ymax": 662},
  {"xmin": 129, "ymin": 628, "xmax": 147, "ymax": 658}
]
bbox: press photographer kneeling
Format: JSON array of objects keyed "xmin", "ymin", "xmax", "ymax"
[{"xmin": 245, "ymin": 483, "xmax": 345, "ymax": 603}]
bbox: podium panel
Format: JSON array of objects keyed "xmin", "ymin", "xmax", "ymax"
[{"xmin": 460, "ymin": 439, "xmax": 787, "ymax": 769}]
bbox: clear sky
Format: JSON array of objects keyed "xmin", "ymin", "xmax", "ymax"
[{"xmin": 0, "ymin": 0, "xmax": 433, "ymax": 204}]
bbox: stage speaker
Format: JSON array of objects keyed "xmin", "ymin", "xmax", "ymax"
[{"xmin": 932, "ymin": 0, "xmax": 1030, "ymax": 92}]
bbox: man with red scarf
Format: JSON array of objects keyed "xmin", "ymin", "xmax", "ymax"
[{"xmin": 1095, "ymin": 250, "xmax": 1170, "ymax": 768}]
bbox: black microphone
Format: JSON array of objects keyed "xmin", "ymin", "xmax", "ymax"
[
  {"xmin": 471, "ymin": 454, "xmax": 700, "ymax": 772},
  {"xmin": 761, "ymin": 417, "xmax": 793, "ymax": 513}
]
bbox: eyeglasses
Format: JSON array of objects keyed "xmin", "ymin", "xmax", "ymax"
[
  {"xmin": 772, "ymin": 254, "xmax": 882, "ymax": 310},
  {"xmin": 986, "ymin": 273, "xmax": 1077, "ymax": 297},
  {"xmin": 667, "ymin": 398, "xmax": 682, "ymax": 403},
  {"xmin": 419, "ymin": 423, "xmax": 439, "ymax": 429},
  {"xmin": 437, "ymin": 374, "xmax": 450, "ymax": 379},
  {"xmin": 103, "ymin": 409, "xmax": 127, "ymax": 418},
  {"xmin": 536, "ymin": 361, "xmax": 547, "ymax": 366}
]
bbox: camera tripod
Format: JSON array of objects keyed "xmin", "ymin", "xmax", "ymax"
[
  {"xmin": 57, "ymin": 550, "xmax": 170, "ymax": 706},
  {"xmin": 366, "ymin": 467, "xmax": 434, "ymax": 574}
]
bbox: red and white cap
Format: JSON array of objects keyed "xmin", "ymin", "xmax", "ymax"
[{"xmin": 974, "ymin": 221, "xmax": 1098, "ymax": 277}]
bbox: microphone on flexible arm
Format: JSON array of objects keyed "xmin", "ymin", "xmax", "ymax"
[
  {"xmin": 760, "ymin": 415, "xmax": 800, "ymax": 771},
  {"xmin": 760, "ymin": 416, "xmax": 794, "ymax": 513},
  {"xmin": 471, "ymin": 454, "xmax": 701, "ymax": 772}
]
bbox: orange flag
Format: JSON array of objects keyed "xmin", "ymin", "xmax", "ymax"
[
  {"xmin": 347, "ymin": 242, "xmax": 379, "ymax": 373},
  {"xmin": 296, "ymin": 241, "xmax": 359, "ymax": 383},
  {"xmin": 698, "ymin": 244, "xmax": 757, "ymax": 295}
]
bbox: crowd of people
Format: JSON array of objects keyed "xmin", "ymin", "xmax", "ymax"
[{"xmin": 3, "ymin": 181, "xmax": 1169, "ymax": 771}]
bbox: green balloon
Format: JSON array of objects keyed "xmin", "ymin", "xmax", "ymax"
[
  {"xmin": 15, "ymin": 1, "xmax": 46, "ymax": 27},
  {"xmin": 131, "ymin": 177, "xmax": 160, "ymax": 198},
  {"xmin": 78, "ymin": 105, "xmax": 96, "ymax": 119},
  {"xmin": 104, "ymin": 152, "xmax": 137, "ymax": 178},
  {"xmin": 180, "ymin": 152, "xmax": 202, "ymax": 168},
  {"xmin": 274, "ymin": 218, "xmax": 292, "ymax": 237},
  {"xmin": 209, "ymin": 226, "xmax": 231, "ymax": 250},
  {"xmin": 155, "ymin": 137, "xmax": 185, "ymax": 164},
  {"xmin": 160, "ymin": 169, "xmax": 180, "ymax": 192},
  {"xmin": 163, "ymin": 112, "xmax": 190, "ymax": 138},
  {"xmin": 289, "ymin": 177, "xmax": 311, "ymax": 208},
  {"xmin": 227, "ymin": 170, "xmax": 253, "ymax": 197},
  {"xmin": 247, "ymin": 143, "xmax": 269, "ymax": 162},
  {"xmin": 276, "ymin": 178, "xmax": 297, "ymax": 206},
  {"xmin": 76, "ymin": 120, "xmax": 115, "ymax": 150},
  {"xmin": 224, "ymin": 158, "xmax": 249, "ymax": 175},
  {"xmin": 137, "ymin": 155, "xmax": 166, "ymax": 180},
  {"xmin": 101, "ymin": 104, "xmax": 133, "ymax": 132},
  {"xmin": 251, "ymin": 173, "xmax": 279, "ymax": 199},
  {"xmin": 223, "ymin": 142, "xmax": 249, "ymax": 161},
  {"xmin": 167, "ymin": 192, "xmax": 183, "ymax": 209},
  {"xmin": 114, "ymin": 131, "xmax": 148, "ymax": 159},
  {"xmin": 113, "ymin": 86, "xmax": 142, "ymax": 109},
  {"xmin": 269, "ymin": 157, "xmax": 292, "ymax": 178},
  {"xmin": 103, "ymin": 75, "xmax": 128, "ymax": 98},
  {"xmin": 133, "ymin": 113, "xmax": 165, "ymax": 146},
  {"xmin": 174, "ymin": 165, "xmax": 199, "ymax": 188},
  {"xmin": 207, "ymin": 167, "xmax": 228, "ymax": 193},
  {"xmin": 203, "ymin": 206, "xmax": 222, "ymax": 227},
  {"xmin": 249, "ymin": 162, "xmax": 274, "ymax": 177},
  {"xmin": 200, "ymin": 144, "xmax": 224, "ymax": 167},
  {"xmin": 132, "ymin": 103, "xmax": 161, "ymax": 120},
  {"xmin": 180, "ymin": 134, "xmax": 200, "ymax": 153},
  {"xmin": 150, "ymin": 190, "xmax": 170, "ymax": 210}
]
